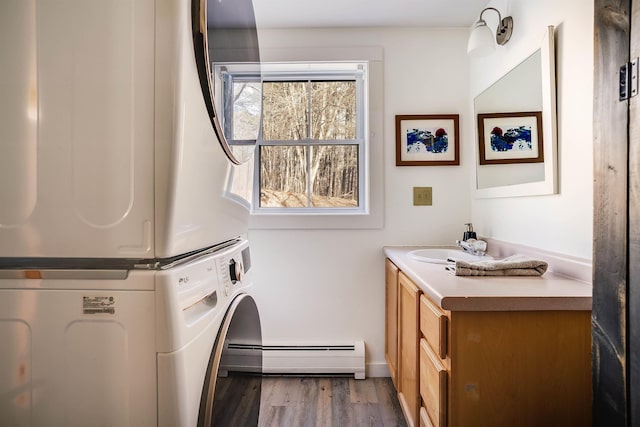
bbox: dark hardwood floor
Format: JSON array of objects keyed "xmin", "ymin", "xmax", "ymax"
[{"xmin": 258, "ymin": 376, "xmax": 407, "ymax": 427}]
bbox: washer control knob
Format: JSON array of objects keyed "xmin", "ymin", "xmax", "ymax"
[{"xmin": 229, "ymin": 258, "xmax": 242, "ymax": 283}]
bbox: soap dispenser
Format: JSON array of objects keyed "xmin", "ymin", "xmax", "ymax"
[{"xmin": 463, "ymin": 223, "xmax": 477, "ymax": 241}]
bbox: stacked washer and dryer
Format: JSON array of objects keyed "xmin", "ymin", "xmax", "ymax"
[{"xmin": 0, "ymin": 0, "xmax": 262, "ymax": 426}]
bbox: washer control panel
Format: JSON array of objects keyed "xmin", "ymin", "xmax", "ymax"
[
  {"xmin": 215, "ymin": 240, "xmax": 250, "ymax": 297},
  {"xmin": 228, "ymin": 258, "xmax": 243, "ymax": 283}
]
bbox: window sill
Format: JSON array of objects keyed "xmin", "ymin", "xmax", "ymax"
[{"xmin": 248, "ymin": 210, "xmax": 383, "ymax": 230}]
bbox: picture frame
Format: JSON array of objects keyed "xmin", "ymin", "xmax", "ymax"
[
  {"xmin": 477, "ymin": 111, "xmax": 543, "ymax": 165},
  {"xmin": 395, "ymin": 114, "xmax": 460, "ymax": 166}
]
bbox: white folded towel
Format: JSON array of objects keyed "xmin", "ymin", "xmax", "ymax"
[{"xmin": 445, "ymin": 254, "xmax": 548, "ymax": 277}]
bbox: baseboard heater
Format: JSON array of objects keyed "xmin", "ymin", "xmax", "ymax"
[{"xmin": 224, "ymin": 341, "xmax": 366, "ymax": 379}]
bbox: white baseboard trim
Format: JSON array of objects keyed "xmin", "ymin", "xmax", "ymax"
[{"xmin": 366, "ymin": 362, "xmax": 391, "ymax": 378}]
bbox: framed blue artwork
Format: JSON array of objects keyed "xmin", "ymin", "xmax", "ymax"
[
  {"xmin": 477, "ymin": 111, "xmax": 543, "ymax": 165},
  {"xmin": 395, "ymin": 114, "xmax": 460, "ymax": 166}
]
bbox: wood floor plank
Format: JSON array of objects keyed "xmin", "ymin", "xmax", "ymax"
[
  {"xmin": 259, "ymin": 377, "xmax": 278, "ymax": 415},
  {"xmin": 331, "ymin": 377, "xmax": 356, "ymax": 426},
  {"xmin": 258, "ymin": 376, "xmax": 406, "ymax": 427},
  {"xmin": 374, "ymin": 377, "xmax": 407, "ymax": 427},
  {"xmin": 349, "ymin": 377, "xmax": 379, "ymax": 403},
  {"xmin": 315, "ymin": 377, "xmax": 333, "ymax": 426},
  {"xmin": 281, "ymin": 377, "xmax": 304, "ymax": 404},
  {"xmin": 292, "ymin": 379, "xmax": 320, "ymax": 426},
  {"xmin": 352, "ymin": 402, "xmax": 385, "ymax": 426},
  {"xmin": 213, "ymin": 374, "xmax": 261, "ymax": 426},
  {"xmin": 259, "ymin": 405, "xmax": 288, "ymax": 426}
]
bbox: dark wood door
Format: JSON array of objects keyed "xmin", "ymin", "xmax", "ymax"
[
  {"xmin": 629, "ymin": 0, "xmax": 640, "ymax": 424},
  {"xmin": 593, "ymin": 0, "xmax": 640, "ymax": 424}
]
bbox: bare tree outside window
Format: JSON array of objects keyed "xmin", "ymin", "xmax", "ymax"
[
  {"xmin": 311, "ymin": 81, "xmax": 356, "ymax": 140},
  {"xmin": 310, "ymin": 145, "xmax": 358, "ymax": 207},
  {"xmin": 262, "ymin": 82, "xmax": 308, "ymax": 141},
  {"xmin": 259, "ymin": 80, "xmax": 359, "ymax": 208},
  {"xmin": 222, "ymin": 67, "xmax": 364, "ymax": 211}
]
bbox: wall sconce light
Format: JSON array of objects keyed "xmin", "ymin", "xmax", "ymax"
[{"xmin": 467, "ymin": 7, "xmax": 513, "ymax": 57}]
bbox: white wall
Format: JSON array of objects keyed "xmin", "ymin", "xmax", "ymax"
[
  {"xmin": 249, "ymin": 0, "xmax": 595, "ymax": 376},
  {"xmin": 469, "ymin": 0, "xmax": 594, "ymax": 259},
  {"xmin": 248, "ymin": 27, "xmax": 472, "ymax": 375}
]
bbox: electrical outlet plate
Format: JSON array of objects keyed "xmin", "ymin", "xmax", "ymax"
[{"xmin": 413, "ymin": 187, "xmax": 432, "ymax": 206}]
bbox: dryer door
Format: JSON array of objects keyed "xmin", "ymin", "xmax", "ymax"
[
  {"xmin": 192, "ymin": 0, "xmax": 261, "ymax": 165},
  {"xmin": 198, "ymin": 293, "xmax": 262, "ymax": 426}
]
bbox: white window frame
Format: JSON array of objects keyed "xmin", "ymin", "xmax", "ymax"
[
  {"xmin": 219, "ymin": 55, "xmax": 383, "ymax": 230},
  {"xmin": 256, "ymin": 72, "xmax": 365, "ymax": 215}
]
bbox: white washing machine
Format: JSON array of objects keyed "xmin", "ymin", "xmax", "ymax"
[{"xmin": 0, "ymin": 239, "xmax": 262, "ymax": 427}]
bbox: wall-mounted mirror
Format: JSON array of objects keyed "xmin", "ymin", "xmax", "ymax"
[{"xmin": 474, "ymin": 26, "xmax": 557, "ymax": 198}]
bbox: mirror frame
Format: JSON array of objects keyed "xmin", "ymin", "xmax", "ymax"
[{"xmin": 474, "ymin": 26, "xmax": 557, "ymax": 198}]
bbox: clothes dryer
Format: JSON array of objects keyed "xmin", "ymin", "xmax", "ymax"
[{"xmin": 0, "ymin": 0, "xmax": 260, "ymax": 259}]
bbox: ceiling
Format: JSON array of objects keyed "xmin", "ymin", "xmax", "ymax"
[{"xmin": 251, "ymin": 0, "xmax": 489, "ymax": 29}]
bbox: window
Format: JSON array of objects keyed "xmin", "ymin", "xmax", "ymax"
[{"xmin": 222, "ymin": 63, "xmax": 367, "ymax": 214}]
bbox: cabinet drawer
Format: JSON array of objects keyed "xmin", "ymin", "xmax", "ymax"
[
  {"xmin": 420, "ymin": 339, "xmax": 447, "ymax": 427},
  {"xmin": 420, "ymin": 294, "xmax": 447, "ymax": 359}
]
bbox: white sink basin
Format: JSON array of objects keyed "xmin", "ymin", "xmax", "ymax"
[{"xmin": 408, "ymin": 248, "xmax": 493, "ymax": 264}]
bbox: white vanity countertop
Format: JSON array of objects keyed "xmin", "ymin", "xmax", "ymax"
[{"xmin": 384, "ymin": 246, "xmax": 592, "ymax": 311}]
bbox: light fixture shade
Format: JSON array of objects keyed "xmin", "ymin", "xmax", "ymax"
[{"xmin": 467, "ymin": 20, "xmax": 496, "ymax": 57}]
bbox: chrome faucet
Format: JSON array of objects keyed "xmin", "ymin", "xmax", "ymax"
[
  {"xmin": 456, "ymin": 239, "xmax": 487, "ymax": 256},
  {"xmin": 457, "ymin": 223, "xmax": 487, "ymax": 256}
]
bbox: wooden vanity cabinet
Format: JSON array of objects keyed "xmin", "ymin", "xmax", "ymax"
[
  {"xmin": 385, "ymin": 259, "xmax": 400, "ymax": 387},
  {"xmin": 397, "ymin": 271, "xmax": 421, "ymax": 427},
  {"xmin": 385, "ymin": 259, "xmax": 592, "ymax": 427}
]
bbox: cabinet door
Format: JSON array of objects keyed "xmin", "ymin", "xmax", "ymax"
[
  {"xmin": 385, "ymin": 259, "xmax": 400, "ymax": 387},
  {"xmin": 398, "ymin": 272, "xmax": 421, "ymax": 427}
]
